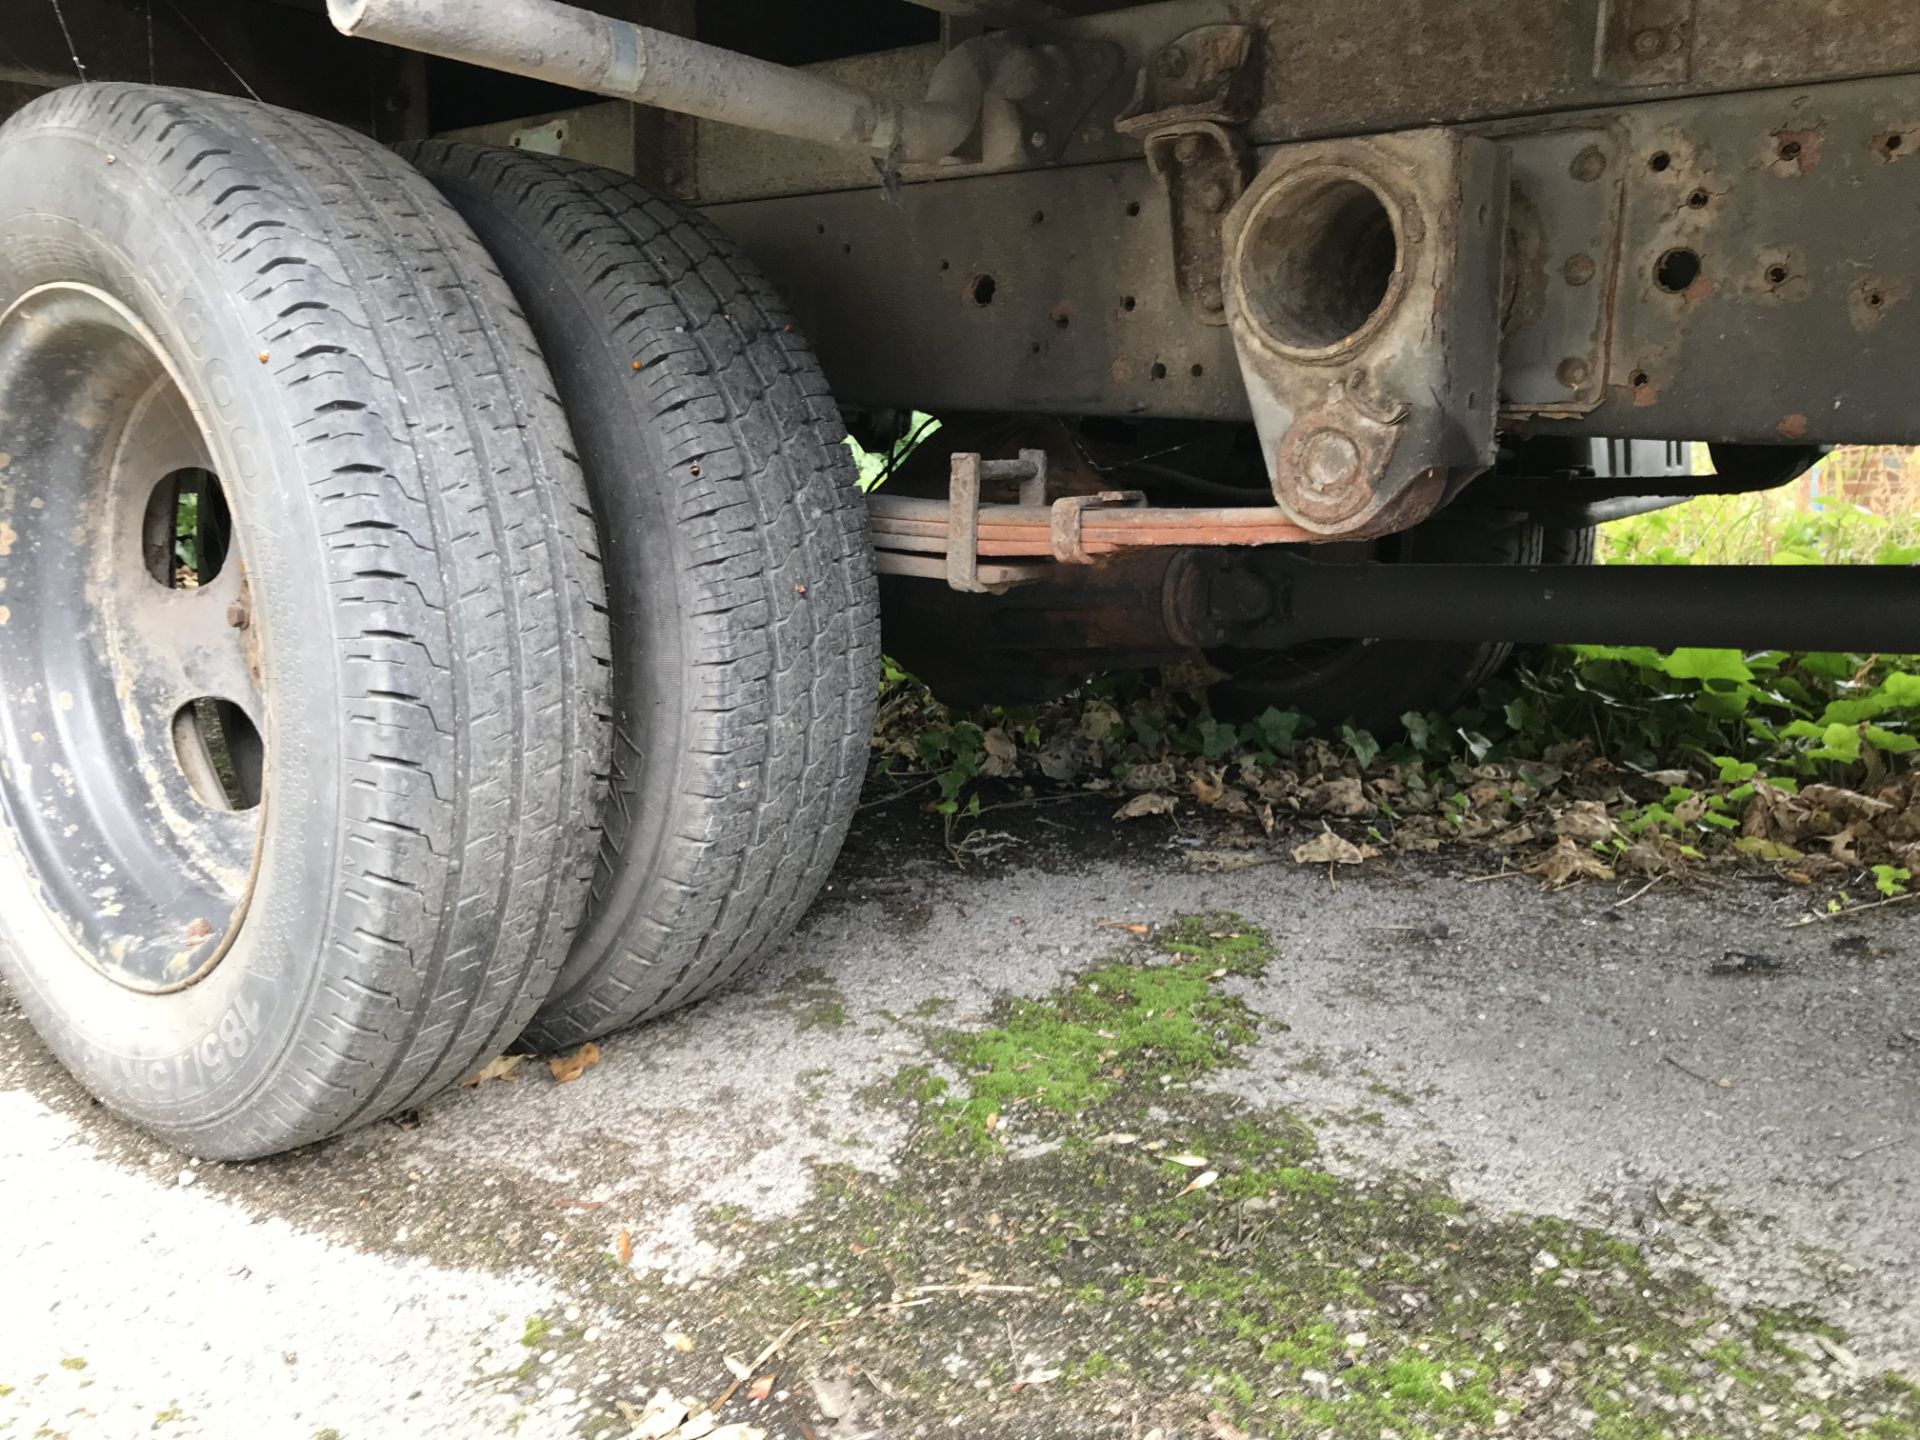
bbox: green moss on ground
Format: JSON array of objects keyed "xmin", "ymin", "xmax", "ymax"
[
  {"xmin": 683, "ymin": 913, "xmax": 1920, "ymax": 1440},
  {"xmin": 920, "ymin": 912, "xmax": 1266, "ymax": 1150}
]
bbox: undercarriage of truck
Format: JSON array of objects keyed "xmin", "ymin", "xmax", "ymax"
[{"xmin": 0, "ymin": 0, "xmax": 1913, "ymax": 1156}]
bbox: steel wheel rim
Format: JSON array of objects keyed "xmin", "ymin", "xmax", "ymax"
[{"xmin": 0, "ymin": 283, "xmax": 268, "ymax": 993}]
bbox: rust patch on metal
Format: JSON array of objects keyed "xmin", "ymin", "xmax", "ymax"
[
  {"xmin": 1110, "ymin": 355, "xmax": 1135, "ymax": 382},
  {"xmin": 1870, "ymin": 129, "xmax": 1911, "ymax": 163},
  {"xmin": 1764, "ymin": 127, "xmax": 1822, "ymax": 175},
  {"xmin": 1848, "ymin": 276, "xmax": 1907, "ymax": 329},
  {"xmin": 1681, "ymin": 272, "xmax": 1714, "ymax": 305},
  {"xmin": 0, "ymin": 520, "xmax": 15, "ymax": 556},
  {"xmin": 1776, "ymin": 412, "xmax": 1808, "ymax": 439},
  {"xmin": 184, "ymin": 917, "xmax": 214, "ymax": 941},
  {"xmin": 1629, "ymin": 369, "xmax": 1661, "ymax": 407}
]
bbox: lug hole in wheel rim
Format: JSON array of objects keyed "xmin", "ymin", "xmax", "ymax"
[
  {"xmin": 144, "ymin": 468, "xmax": 232, "ymax": 588},
  {"xmin": 172, "ymin": 698, "xmax": 264, "ymax": 811}
]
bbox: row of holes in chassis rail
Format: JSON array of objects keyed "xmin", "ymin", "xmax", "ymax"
[{"xmin": 799, "ymin": 52, "xmax": 1920, "ymax": 659}]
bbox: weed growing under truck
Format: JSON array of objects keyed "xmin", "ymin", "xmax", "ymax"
[{"xmin": 0, "ymin": 0, "xmax": 1914, "ymax": 1157}]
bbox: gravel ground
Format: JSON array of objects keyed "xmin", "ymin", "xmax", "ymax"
[{"xmin": 2, "ymin": 801, "xmax": 1915, "ymax": 1439}]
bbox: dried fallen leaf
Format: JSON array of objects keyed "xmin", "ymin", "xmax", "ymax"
[
  {"xmin": 615, "ymin": 1227, "xmax": 634, "ymax": 1266},
  {"xmin": 1526, "ymin": 836, "xmax": 1615, "ymax": 889},
  {"xmin": 664, "ymin": 1329, "xmax": 696, "ymax": 1353},
  {"xmin": 1113, "ymin": 791, "xmax": 1178, "ymax": 822},
  {"xmin": 461, "ymin": 1053, "xmax": 525, "ymax": 1087},
  {"xmin": 1190, "ymin": 764, "xmax": 1226, "ymax": 806},
  {"xmin": 746, "ymin": 1373, "xmax": 775, "ymax": 1403},
  {"xmin": 984, "ymin": 1112, "xmax": 1000, "ymax": 1133},
  {"xmin": 1012, "ymin": 1368, "xmax": 1063, "ymax": 1387},
  {"xmin": 549, "ymin": 1041, "xmax": 602, "ymax": 1084},
  {"xmin": 631, "ymin": 1389, "xmax": 691, "ymax": 1440},
  {"xmin": 1177, "ymin": 1169, "xmax": 1219, "ymax": 1196},
  {"xmin": 1165, "ymin": 1152, "xmax": 1209, "ymax": 1168},
  {"xmin": 1207, "ymin": 1411, "xmax": 1251, "ymax": 1440},
  {"xmin": 1091, "ymin": 1132, "xmax": 1139, "ymax": 1146},
  {"xmin": 706, "ymin": 1426, "xmax": 767, "ymax": 1440},
  {"xmin": 723, "ymin": 1355, "xmax": 752, "ymax": 1381},
  {"xmin": 1290, "ymin": 831, "xmax": 1377, "ymax": 866}
]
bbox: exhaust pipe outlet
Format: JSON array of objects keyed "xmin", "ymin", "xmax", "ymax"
[
  {"xmin": 329, "ymin": 0, "xmax": 1040, "ymax": 163},
  {"xmin": 1222, "ymin": 129, "xmax": 1509, "ymax": 537}
]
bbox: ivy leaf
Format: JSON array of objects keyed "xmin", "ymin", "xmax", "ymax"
[
  {"xmin": 1882, "ymin": 672, "xmax": 1920, "ymax": 707},
  {"xmin": 1863, "ymin": 726, "xmax": 1919, "ymax": 754},
  {"xmin": 1660, "ymin": 648, "xmax": 1753, "ymax": 683},
  {"xmin": 1246, "ymin": 707, "xmax": 1306, "ymax": 754},
  {"xmin": 1806, "ymin": 722, "xmax": 1863, "ymax": 762},
  {"xmin": 1340, "ymin": 724, "xmax": 1381, "ymax": 770}
]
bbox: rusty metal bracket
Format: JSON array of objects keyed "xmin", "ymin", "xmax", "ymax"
[
  {"xmin": 1222, "ymin": 128, "xmax": 1509, "ymax": 536},
  {"xmin": 946, "ymin": 448, "xmax": 1053, "ymax": 590},
  {"xmin": 1117, "ymin": 24, "xmax": 1261, "ymax": 324},
  {"xmin": 1049, "ymin": 490, "xmax": 1148, "ymax": 563},
  {"xmin": 1115, "ymin": 24, "xmax": 1262, "ymax": 134},
  {"xmin": 1139, "ymin": 125, "xmax": 1248, "ymax": 322}
]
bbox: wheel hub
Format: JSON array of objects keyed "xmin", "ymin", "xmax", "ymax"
[{"xmin": 0, "ymin": 284, "xmax": 266, "ymax": 993}]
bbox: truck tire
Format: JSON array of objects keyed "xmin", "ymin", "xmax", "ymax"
[
  {"xmin": 1208, "ymin": 507, "xmax": 1545, "ymax": 734},
  {"xmin": 0, "ymin": 86, "xmax": 610, "ymax": 1158},
  {"xmin": 400, "ymin": 143, "xmax": 880, "ymax": 1049}
]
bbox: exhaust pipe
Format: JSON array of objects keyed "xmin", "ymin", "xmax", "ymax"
[{"xmin": 328, "ymin": 0, "xmax": 1043, "ymax": 162}]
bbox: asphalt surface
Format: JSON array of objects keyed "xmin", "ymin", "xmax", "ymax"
[{"xmin": 2, "ymin": 800, "xmax": 1916, "ymax": 1438}]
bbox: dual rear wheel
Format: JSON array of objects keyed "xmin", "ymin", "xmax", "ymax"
[{"xmin": 0, "ymin": 87, "xmax": 876, "ymax": 1157}]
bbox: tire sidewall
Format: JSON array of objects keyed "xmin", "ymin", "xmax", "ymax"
[{"xmin": 0, "ymin": 115, "xmax": 343, "ymax": 1146}]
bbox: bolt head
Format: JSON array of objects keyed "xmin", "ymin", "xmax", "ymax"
[
  {"xmin": 1630, "ymin": 26, "xmax": 1667, "ymax": 58},
  {"xmin": 1569, "ymin": 145, "xmax": 1607, "ymax": 182},
  {"xmin": 1556, "ymin": 356, "xmax": 1591, "ymax": 388},
  {"xmin": 1300, "ymin": 430, "xmax": 1362, "ymax": 494},
  {"xmin": 1563, "ymin": 253, "xmax": 1597, "ymax": 286}
]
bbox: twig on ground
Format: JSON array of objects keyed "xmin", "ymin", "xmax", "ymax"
[
  {"xmin": 856, "ymin": 776, "xmax": 937, "ymax": 812},
  {"xmin": 909, "ymin": 1282, "xmax": 1036, "ymax": 1296},
  {"xmin": 1662, "ymin": 1053, "xmax": 1733, "ymax": 1089},
  {"xmin": 1784, "ymin": 890, "xmax": 1920, "ymax": 927},
  {"xmin": 708, "ymin": 1316, "xmax": 808, "ymax": 1415},
  {"xmin": 1463, "ymin": 869, "xmax": 1527, "ymax": 884},
  {"xmin": 1839, "ymin": 1136, "xmax": 1909, "ymax": 1162},
  {"xmin": 1612, "ymin": 874, "xmax": 1665, "ymax": 908}
]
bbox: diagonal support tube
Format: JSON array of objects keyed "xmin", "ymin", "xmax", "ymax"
[{"xmin": 328, "ymin": 0, "xmax": 1042, "ymax": 162}]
